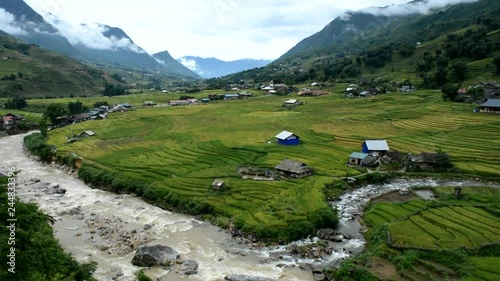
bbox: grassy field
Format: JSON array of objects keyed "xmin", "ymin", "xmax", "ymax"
[{"xmin": 38, "ymin": 90, "xmax": 500, "ymax": 239}]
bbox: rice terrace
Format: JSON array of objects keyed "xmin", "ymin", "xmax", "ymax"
[{"xmin": 16, "ymin": 87, "xmax": 496, "ymax": 280}]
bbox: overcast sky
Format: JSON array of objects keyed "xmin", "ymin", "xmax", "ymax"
[{"xmin": 22, "ymin": 0, "xmax": 476, "ymax": 61}]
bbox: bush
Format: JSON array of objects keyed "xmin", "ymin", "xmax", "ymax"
[{"xmin": 24, "ymin": 133, "xmax": 56, "ymax": 162}]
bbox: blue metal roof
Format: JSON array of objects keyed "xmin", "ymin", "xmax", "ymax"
[
  {"xmin": 481, "ymin": 99, "xmax": 500, "ymax": 108},
  {"xmin": 349, "ymin": 152, "xmax": 369, "ymax": 159}
]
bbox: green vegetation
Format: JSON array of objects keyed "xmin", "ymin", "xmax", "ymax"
[
  {"xmin": 17, "ymin": 88, "xmax": 497, "ymax": 242},
  {"xmin": 0, "ymin": 34, "xmax": 110, "ymax": 98},
  {"xmin": 4, "ymin": 96, "xmax": 27, "ymax": 110},
  {"xmin": 333, "ymin": 186, "xmax": 500, "ymax": 281},
  {"xmin": 0, "ymin": 177, "xmax": 97, "ymax": 281}
]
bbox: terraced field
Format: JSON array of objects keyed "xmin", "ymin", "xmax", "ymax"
[
  {"xmin": 389, "ymin": 206, "xmax": 500, "ymax": 249},
  {"xmin": 464, "ymin": 257, "xmax": 500, "ymax": 281},
  {"xmin": 43, "ymin": 90, "xmax": 500, "ymax": 236},
  {"xmin": 360, "ymin": 187, "xmax": 500, "ymax": 281}
]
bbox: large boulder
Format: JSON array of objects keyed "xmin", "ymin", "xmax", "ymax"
[
  {"xmin": 180, "ymin": 259, "xmax": 198, "ymax": 275},
  {"xmin": 131, "ymin": 245, "xmax": 180, "ymax": 267},
  {"xmin": 224, "ymin": 275, "xmax": 276, "ymax": 281}
]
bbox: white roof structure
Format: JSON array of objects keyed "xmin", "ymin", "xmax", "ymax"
[
  {"xmin": 275, "ymin": 130, "xmax": 296, "ymax": 140},
  {"xmin": 84, "ymin": 130, "xmax": 96, "ymax": 136},
  {"xmin": 284, "ymin": 99, "xmax": 298, "ymax": 104},
  {"xmin": 364, "ymin": 140, "xmax": 389, "ymax": 151}
]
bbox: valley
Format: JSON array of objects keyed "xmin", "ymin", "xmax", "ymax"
[{"xmin": 1, "ymin": 0, "xmax": 500, "ymax": 280}]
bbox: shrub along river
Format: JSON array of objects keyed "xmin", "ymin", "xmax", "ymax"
[{"xmin": 0, "ymin": 133, "xmax": 490, "ymax": 281}]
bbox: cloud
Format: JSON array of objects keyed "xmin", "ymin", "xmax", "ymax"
[
  {"xmin": 21, "ymin": 0, "xmax": 483, "ymax": 60},
  {"xmin": 178, "ymin": 58, "xmax": 204, "ymax": 75},
  {"xmin": 358, "ymin": 0, "xmax": 479, "ymax": 17},
  {"xmin": 0, "ymin": 9, "xmax": 29, "ymax": 35},
  {"xmin": 37, "ymin": 12, "xmax": 146, "ymax": 53}
]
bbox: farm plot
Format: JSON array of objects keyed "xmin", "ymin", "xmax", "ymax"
[{"xmin": 389, "ymin": 206, "xmax": 500, "ymax": 249}]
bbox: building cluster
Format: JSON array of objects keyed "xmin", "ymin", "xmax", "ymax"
[{"xmin": 2, "ymin": 113, "xmax": 24, "ymax": 130}]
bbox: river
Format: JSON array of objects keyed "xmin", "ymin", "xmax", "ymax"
[{"xmin": 1, "ymin": 133, "xmax": 491, "ymax": 281}]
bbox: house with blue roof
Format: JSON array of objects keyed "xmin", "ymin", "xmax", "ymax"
[
  {"xmin": 480, "ymin": 99, "xmax": 500, "ymax": 113},
  {"xmin": 275, "ymin": 130, "xmax": 300, "ymax": 145},
  {"xmin": 348, "ymin": 152, "xmax": 369, "ymax": 166},
  {"xmin": 224, "ymin": 94, "xmax": 240, "ymax": 100},
  {"xmin": 362, "ymin": 140, "xmax": 390, "ymax": 155}
]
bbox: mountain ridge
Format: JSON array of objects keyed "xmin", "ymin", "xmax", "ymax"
[
  {"xmin": 175, "ymin": 56, "xmax": 272, "ymax": 78},
  {"xmin": 0, "ymin": 0, "xmax": 200, "ymax": 79}
]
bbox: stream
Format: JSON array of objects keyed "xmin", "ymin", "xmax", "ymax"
[{"xmin": 1, "ymin": 133, "xmax": 493, "ymax": 281}]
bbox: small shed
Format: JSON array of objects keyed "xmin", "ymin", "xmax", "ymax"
[
  {"xmin": 78, "ymin": 130, "xmax": 96, "ymax": 137},
  {"xmin": 480, "ymin": 99, "xmax": 500, "ymax": 113},
  {"xmin": 362, "ymin": 140, "xmax": 390, "ymax": 155},
  {"xmin": 275, "ymin": 130, "xmax": 300, "ymax": 145},
  {"xmin": 358, "ymin": 91, "xmax": 373, "ymax": 98},
  {"xmin": 275, "ymin": 159, "xmax": 313, "ymax": 178},
  {"xmin": 348, "ymin": 152, "xmax": 369, "ymax": 166},
  {"xmin": 170, "ymin": 100, "xmax": 190, "ymax": 106},
  {"xmin": 212, "ymin": 179, "xmax": 225, "ymax": 189},
  {"xmin": 224, "ymin": 94, "xmax": 240, "ymax": 100}
]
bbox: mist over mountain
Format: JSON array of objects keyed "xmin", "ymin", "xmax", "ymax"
[
  {"xmin": 0, "ymin": 0, "xmax": 82, "ymax": 57},
  {"xmin": 0, "ymin": 0, "xmax": 199, "ymax": 79},
  {"xmin": 280, "ymin": 0, "xmax": 480, "ymax": 60},
  {"xmin": 153, "ymin": 51, "xmax": 201, "ymax": 79},
  {"xmin": 176, "ymin": 56, "xmax": 272, "ymax": 78}
]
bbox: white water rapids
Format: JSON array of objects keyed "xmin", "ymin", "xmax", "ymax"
[{"xmin": 1, "ymin": 133, "xmax": 488, "ymax": 281}]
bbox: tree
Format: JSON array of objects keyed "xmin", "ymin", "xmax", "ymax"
[
  {"xmin": 111, "ymin": 73, "xmax": 123, "ymax": 83},
  {"xmin": 441, "ymin": 83, "xmax": 459, "ymax": 101},
  {"xmin": 103, "ymin": 83, "xmax": 126, "ymax": 96},
  {"xmin": 452, "ymin": 61, "xmax": 468, "ymax": 81},
  {"xmin": 43, "ymin": 103, "xmax": 67, "ymax": 124},
  {"xmin": 435, "ymin": 66, "xmax": 448, "ymax": 86},
  {"xmin": 4, "ymin": 96, "xmax": 27, "ymax": 109},
  {"xmin": 68, "ymin": 100, "xmax": 85, "ymax": 115},
  {"xmin": 468, "ymin": 87, "xmax": 485, "ymax": 101},
  {"xmin": 39, "ymin": 118, "xmax": 48, "ymax": 138},
  {"xmin": 435, "ymin": 55, "xmax": 449, "ymax": 68},
  {"xmin": 435, "ymin": 149, "xmax": 453, "ymax": 171},
  {"xmin": 399, "ymin": 44, "xmax": 416, "ymax": 57},
  {"xmin": 93, "ymin": 101, "xmax": 109, "ymax": 108},
  {"xmin": 494, "ymin": 56, "xmax": 500, "ymax": 74}
]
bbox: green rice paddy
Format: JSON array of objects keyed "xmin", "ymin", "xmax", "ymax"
[{"xmin": 43, "ymin": 90, "xmax": 500, "ymax": 235}]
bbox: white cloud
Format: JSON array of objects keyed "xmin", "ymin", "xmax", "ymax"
[
  {"xmin": 359, "ymin": 0, "xmax": 479, "ymax": 17},
  {"xmin": 22, "ymin": 0, "xmax": 481, "ymax": 60},
  {"xmin": 25, "ymin": 10, "xmax": 146, "ymax": 53},
  {"xmin": 0, "ymin": 9, "xmax": 29, "ymax": 35},
  {"xmin": 178, "ymin": 58, "xmax": 204, "ymax": 75}
]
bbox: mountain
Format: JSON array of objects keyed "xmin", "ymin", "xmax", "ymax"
[
  {"xmin": 176, "ymin": 56, "xmax": 272, "ymax": 78},
  {"xmin": 0, "ymin": 0, "xmax": 200, "ymax": 79},
  {"xmin": 0, "ymin": 32, "xmax": 109, "ymax": 98},
  {"xmin": 0, "ymin": 0, "xmax": 83, "ymax": 58},
  {"xmin": 221, "ymin": 0, "xmax": 500, "ymax": 87},
  {"xmin": 281, "ymin": 12, "xmax": 393, "ymax": 60},
  {"xmin": 280, "ymin": 0, "xmax": 500, "ymax": 62},
  {"xmin": 153, "ymin": 51, "xmax": 201, "ymax": 79}
]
